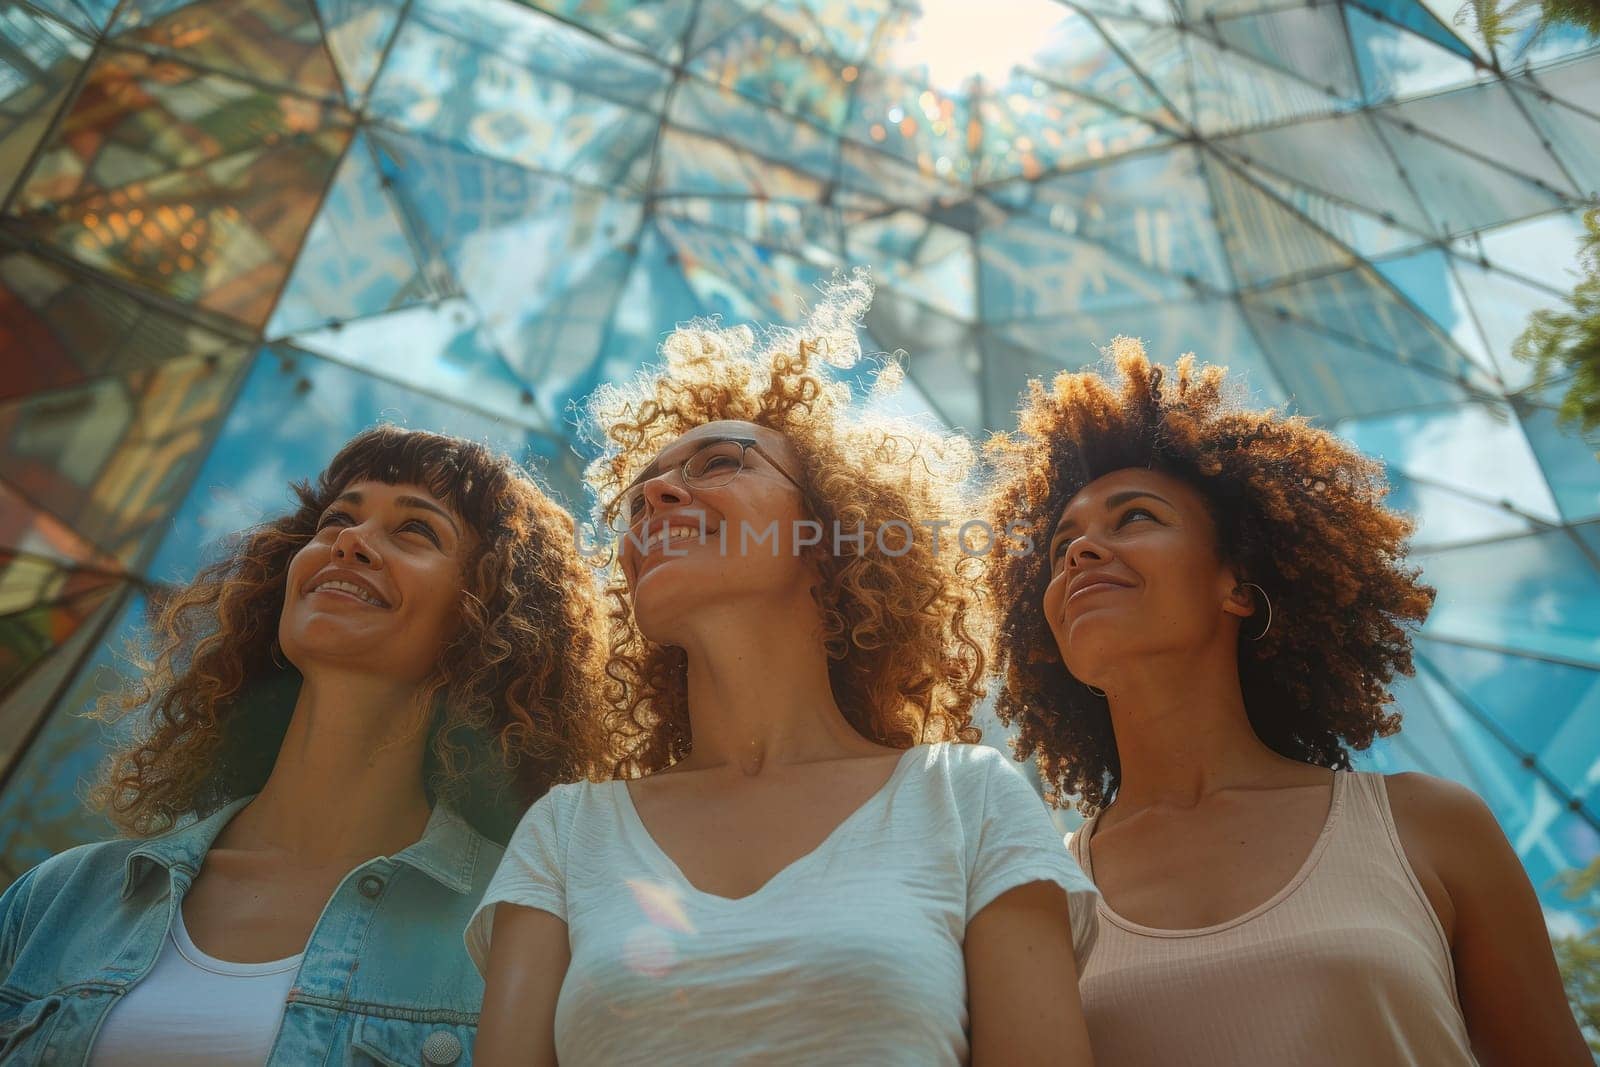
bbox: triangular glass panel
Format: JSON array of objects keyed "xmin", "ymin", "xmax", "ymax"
[
  {"xmin": 0, "ymin": 569, "xmax": 118, "ymax": 695},
  {"xmin": 1211, "ymin": 5, "xmax": 1363, "ymax": 99},
  {"xmin": 1015, "ymin": 146, "xmax": 1233, "ymax": 291},
  {"xmin": 689, "ymin": 6, "xmax": 861, "ymax": 134},
  {"xmin": 0, "ymin": 247, "xmax": 241, "ymax": 401},
  {"xmin": 1373, "ymin": 113, "xmax": 1567, "ymax": 235},
  {"xmin": 112, "ymin": 0, "xmax": 344, "ymax": 102},
  {"xmin": 1204, "ymin": 156, "xmax": 1358, "ymax": 287},
  {"xmin": 0, "ymin": 577, "xmax": 121, "ymax": 773},
  {"xmin": 1515, "ymin": 404, "xmax": 1600, "ymax": 523},
  {"xmin": 1093, "ymin": 18, "xmax": 1193, "ymax": 124},
  {"xmin": 1386, "ymin": 469, "xmax": 1537, "ymax": 550},
  {"xmin": 977, "ymin": 216, "xmax": 1196, "ymax": 322},
  {"xmin": 12, "ymin": 127, "xmax": 353, "ymax": 330},
  {"xmin": 525, "ymin": 0, "xmax": 694, "ymax": 63},
  {"xmin": 1231, "ymin": 157, "xmax": 1435, "ymax": 260},
  {"xmin": 285, "ymin": 301, "xmax": 550, "ymax": 429},
  {"xmin": 1217, "ymin": 112, "xmax": 1435, "ymax": 234},
  {"xmin": 0, "ymin": 6, "xmax": 91, "ymax": 206},
  {"xmin": 653, "ymin": 213, "xmax": 834, "ymax": 325},
  {"xmin": 316, "ymin": 0, "xmax": 408, "ymax": 106},
  {"xmin": 0, "ymin": 349, "xmax": 250, "ymax": 570},
  {"xmin": 864, "ymin": 292, "xmax": 981, "ymax": 432},
  {"xmin": 1522, "ymin": 52, "xmax": 1600, "ymax": 116},
  {"xmin": 1346, "ymin": 5, "xmax": 1483, "ymax": 104},
  {"xmin": 1449, "ymin": 256, "xmax": 1571, "ymax": 390},
  {"xmin": 23, "ymin": 0, "xmax": 116, "ymax": 35},
  {"xmin": 1511, "ymin": 87, "xmax": 1600, "ymax": 201},
  {"xmin": 368, "ymin": 0, "xmax": 668, "ymax": 189},
  {"xmin": 1185, "ymin": 30, "xmax": 1348, "ymax": 136},
  {"xmin": 997, "ymin": 297, "xmax": 1290, "ymax": 409},
  {"xmin": 1386, "ymin": 80, "xmax": 1578, "ymax": 197},
  {"xmin": 1370, "ymin": 248, "xmax": 1503, "ymax": 382},
  {"xmin": 0, "ymin": 590, "xmax": 148, "ymax": 870},
  {"xmin": 143, "ymin": 346, "xmax": 572, "ymax": 584},
  {"xmin": 8, "ymin": 50, "xmax": 350, "ymax": 217},
  {"xmin": 1352, "ymin": 0, "xmax": 1481, "ymax": 61},
  {"xmin": 1415, "ymin": 530, "xmax": 1600, "ymax": 666},
  {"xmin": 1021, "ymin": 7, "xmax": 1179, "ymax": 125},
  {"xmin": 1249, "ymin": 264, "xmax": 1488, "ymax": 387},
  {"xmin": 1418, "ymin": 639, "xmax": 1599, "ymax": 777},
  {"xmin": 0, "ymin": 482, "xmax": 126, "ymax": 572},
  {"xmin": 1241, "ymin": 302, "xmax": 1465, "ymax": 420},
  {"xmin": 971, "ymin": 73, "xmax": 1173, "ymax": 184},
  {"xmin": 848, "ymin": 211, "xmax": 975, "ymax": 321},
  {"xmin": 668, "ymin": 77, "xmax": 841, "ymax": 187},
  {"xmin": 266, "ymin": 132, "xmax": 436, "ymax": 339},
  {"xmin": 1465, "ymin": 208, "xmax": 1591, "ymax": 291},
  {"xmin": 1339, "ymin": 401, "xmax": 1561, "ymax": 522},
  {"xmin": 370, "ymin": 132, "xmax": 645, "ymax": 389}
]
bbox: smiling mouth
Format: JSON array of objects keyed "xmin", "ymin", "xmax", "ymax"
[
  {"xmin": 308, "ymin": 579, "xmax": 390, "ymax": 608},
  {"xmin": 1068, "ymin": 581, "xmax": 1127, "ymax": 604},
  {"xmin": 638, "ymin": 523, "xmax": 718, "ymax": 556}
]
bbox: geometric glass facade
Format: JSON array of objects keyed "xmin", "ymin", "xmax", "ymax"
[{"xmin": 2, "ymin": 0, "xmax": 1598, "ymax": 931}]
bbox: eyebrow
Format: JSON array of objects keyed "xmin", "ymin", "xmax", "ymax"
[
  {"xmin": 330, "ymin": 490, "xmax": 461, "ymax": 538},
  {"xmin": 1052, "ymin": 490, "xmax": 1173, "ymax": 539}
]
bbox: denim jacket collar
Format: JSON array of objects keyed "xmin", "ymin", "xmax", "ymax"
[{"xmin": 120, "ymin": 795, "xmax": 480, "ymax": 899}]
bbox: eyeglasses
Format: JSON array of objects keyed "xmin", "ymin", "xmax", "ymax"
[{"xmin": 608, "ymin": 437, "xmax": 805, "ymax": 534}]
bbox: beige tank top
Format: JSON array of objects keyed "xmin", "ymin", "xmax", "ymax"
[{"xmin": 1066, "ymin": 770, "xmax": 1477, "ymax": 1066}]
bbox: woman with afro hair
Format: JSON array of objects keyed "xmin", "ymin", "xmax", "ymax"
[
  {"xmin": 0, "ymin": 427, "xmax": 609, "ymax": 1066},
  {"xmin": 470, "ymin": 276, "xmax": 1098, "ymax": 1067},
  {"xmin": 981, "ymin": 338, "xmax": 1588, "ymax": 1067}
]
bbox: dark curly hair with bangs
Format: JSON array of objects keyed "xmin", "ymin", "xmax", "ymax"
[
  {"xmin": 90, "ymin": 426, "xmax": 609, "ymax": 841},
  {"xmin": 982, "ymin": 338, "xmax": 1436, "ymax": 813}
]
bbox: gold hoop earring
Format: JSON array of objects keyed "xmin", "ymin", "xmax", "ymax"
[
  {"xmin": 1086, "ymin": 683, "xmax": 1106, "ymax": 698},
  {"xmin": 270, "ymin": 641, "xmax": 289, "ymax": 669},
  {"xmin": 1242, "ymin": 582, "xmax": 1273, "ymax": 641}
]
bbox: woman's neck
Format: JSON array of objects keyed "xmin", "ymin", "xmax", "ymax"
[
  {"xmin": 222, "ymin": 669, "xmax": 434, "ymax": 863},
  {"xmin": 1095, "ymin": 645, "xmax": 1291, "ymax": 814},
  {"xmin": 668, "ymin": 589, "xmax": 880, "ymax": 776}
]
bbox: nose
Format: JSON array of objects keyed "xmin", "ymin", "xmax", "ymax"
[
  {"xmin": 1066, "ymin": 533, "xmax": 1109, "ymax": 572},
  {"xmin": 331, "ymin": 523, "xmax": 381, "ymax": 567},
  {"xmin": 638, "ymin": 472, "xmax": 692, "ymax": 523}
]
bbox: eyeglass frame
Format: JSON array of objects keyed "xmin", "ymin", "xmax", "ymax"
[{"xmin": 608, "ymin": 436, "xmax": 807, "ymax": 533}]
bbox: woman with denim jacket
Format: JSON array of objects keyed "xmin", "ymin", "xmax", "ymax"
[{"xmin": 0, "ymin": 427, "xmax": 609, "ymax": 1066}]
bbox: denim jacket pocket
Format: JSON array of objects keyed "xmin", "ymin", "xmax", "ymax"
[
  {"xmin": 350, "ymin": 1013, "xmax": 477, "ymax": 1067},
  {"xmin": 0, "ymin": 991, "xmax": 66, "ymax": 1063}
]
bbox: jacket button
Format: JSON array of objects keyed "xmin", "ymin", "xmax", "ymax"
[
  {"xmin": 421, "ymin": 1029, "xmax": 462, "ymax": 1064},
  {"xmin": 357, "ymin": 874, "xmax": 385, "ymax": 898}
]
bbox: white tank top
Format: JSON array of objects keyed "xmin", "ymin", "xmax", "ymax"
[{"xmin": 89, "ymin": 905, "xmax": 303, "ymax": 1066}]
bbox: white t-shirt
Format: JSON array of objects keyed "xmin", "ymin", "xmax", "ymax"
[
  {"xmin": 89, "ymin": 905, "xmax": 302, "ymax": 1066},
  {"xmin": 466, "ymin": 741, "xmax": 1098, "ymax": 1065}
]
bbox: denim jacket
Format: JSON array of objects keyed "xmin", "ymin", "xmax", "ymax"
[{"xmin": 0, "ymin": 795, "xmax": 502, "ymax": 1066}]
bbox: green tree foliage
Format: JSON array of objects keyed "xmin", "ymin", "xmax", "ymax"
[
  {"xmin": 1515, "ymin": 207, "xmax": 1600, "ymax": 434},
  {"xmin": 1554, "ymin": 857, "xmax": 1600, "ymax": 1052},
  {"xmin": 1459, "ymin": 0, "xmax": 1600, "ymax": 48}
]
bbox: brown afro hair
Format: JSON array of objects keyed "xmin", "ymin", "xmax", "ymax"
[{"xmin": 982, "ymin": 337, "xmax": 1435, "ymax": 813}]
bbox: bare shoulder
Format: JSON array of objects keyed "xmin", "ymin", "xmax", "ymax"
[{"xmin": 1383, "ymin": 771, "xmax": 1502, "ymax": 841}]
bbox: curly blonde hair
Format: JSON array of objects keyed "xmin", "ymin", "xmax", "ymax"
[
  {"xmin": 982, "ymin": 338, "xmax": 1435, "ymax": 813},
  {"xmin": 583, "ymin": 275, "xmax": 984, "ymax": 775},
  {"xmin": 91, "ymin": 427, "xmax": 610, "ymax": 840}
]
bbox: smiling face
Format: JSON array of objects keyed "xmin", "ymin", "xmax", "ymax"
[
  {"xmin": 278, "ymin": 479, "xmax": 478, "ymax": 686},
  {"xmin": 617, "ymin": 420, "xmax": 815, "ymax": 643},
  {"xmin": 1041, "ymin": 467, "xmax": 1254, "ymax": 683}
]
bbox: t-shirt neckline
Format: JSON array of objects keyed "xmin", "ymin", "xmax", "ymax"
[
  {"xmin": 172, "ymin": 904, "xmax": 305, "ymax": 977},
  {"xmin": 612, "ymin": 742, "xmax": 932, "ymax": 905}
]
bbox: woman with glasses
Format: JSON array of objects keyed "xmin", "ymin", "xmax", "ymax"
[
  {"xmin": 468, "ymin": 277, "xmax": 1099, "ymax": 1067},
  {"xmin": 0, "ymin": 428, "xmax": 609, "ymax": 1066},
  {"xmin": 979, "ymin": 339, "xmax": 1588, "ymax": 1066}
]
